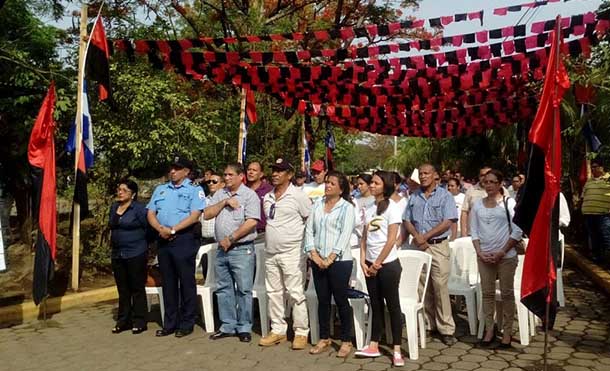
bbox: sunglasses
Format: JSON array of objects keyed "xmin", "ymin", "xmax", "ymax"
[
  {"xmin": 269, "ymin": 203, "xmax": 276, "ymax": 220},
  {"xmin": 206, "ymin": 179, "xmax": 220, "ymax": 184}
]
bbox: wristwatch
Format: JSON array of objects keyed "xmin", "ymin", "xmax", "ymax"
[
  {"xmin": 228, "ymin": 234, "xmax": 236, "ymax": 243},
  {"xmin": 170, "ymin": 229, "xmax": 176, "ymax": 235}
]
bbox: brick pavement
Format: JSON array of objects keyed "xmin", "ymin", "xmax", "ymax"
[{"xmin": 1, "ymin": 267, "xmax": 610, "ymax": 371}]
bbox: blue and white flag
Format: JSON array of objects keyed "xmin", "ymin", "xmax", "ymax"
[{"xmin": 66, "ymin": 81, "xmax": 94, "ymax": 169}]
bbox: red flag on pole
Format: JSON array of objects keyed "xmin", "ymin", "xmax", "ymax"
[
  {"xmin": 514, "ymin": 27, "xmax": 570, "ymax": 329},
  {"xmin": 86, "ymin": 15, "xmax": 111, "ymax": 101},
  {"xmin": 28, "ymin": 82, "xmax": 57, "ymax": 305}
]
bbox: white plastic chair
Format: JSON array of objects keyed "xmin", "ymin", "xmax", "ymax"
[
  {"xmin": 252, "ymin": 243, "xmax": 270, "ymax": 337},
  {"xmin": 448, "ymin": 237, "xmax": 480, "ymax": 336},
  {"xmin": 196, "ymin": 243, "xmax": 217, "ymax": 333},
  {"xmin": 394, "ymin": 250, "xmax": 432, "ymax": 361},
  {"xmin": 305, "ymin": 264, "xmax": 322, "ymax": 344},
  {"xmin": 145, "ymin": 286, "xmax": 164, "ymax": 326}
]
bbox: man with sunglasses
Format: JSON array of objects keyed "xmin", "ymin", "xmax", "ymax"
[
  {"xmin": 303, "ymin": 160, "xmax": 327, "ymax": 201},
  {"xmin": 201, "ymin": 172, "xmax": 225, "ymax": 244},
  {"xmin": 204, "ymin": 163, "xmax": 260, "ymax": 343},
  {"xmin": 259, "ymin": 158, "xmax": 312, "ymax": 349}
]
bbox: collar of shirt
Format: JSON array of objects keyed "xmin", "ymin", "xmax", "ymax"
[
  {"xmin": 321, "ymin": 196, "xmax": 348, "ymax": 212},
  {"xmin": 167, "ymin": 178, "xmax": 192, "ymax": 189},
  {"xmin": 221, "ymin": 183, "xmax": 249, "ymax": 197},
  {"xmin": 267, "ymin": 183, "xmax": 297, "ymax": 202},
  {"xmin": 414, "ymin": 185, "xmax": 441, "ymax": 200}
]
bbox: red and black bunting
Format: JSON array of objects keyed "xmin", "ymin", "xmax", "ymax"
[
  {"xmin": 113, "ymin": 0, "xmax": 579, "ymax": 51},
  {"xmin": 324, "ymin": 95, "xmax": 538, "ymax": 138},
  {"xmin": 494, "ymin": 0, "xmax": 568, "ymax": 15},
  {"xmin": 119, "ymin": 13, "xmax": 601, "ymax": 67}
]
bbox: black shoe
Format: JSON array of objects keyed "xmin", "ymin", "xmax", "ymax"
[
  {"xmin": 478, "ymin": 338, "xmax": 495, "ymax": 348},
  {"xmin": 175, "ymin": 328, "xmax": 193, "ymax": 338},
  {"xmin": 238, "ymin": 332, "xmax": 251, "ymax": 343},
  {"xmin": 498, "ymin": 342, "xmax": 512, "ymax": 349},
  {"xmin": 440, "ymin": 335, "xmax": 457, "ymax": 346},
  {"xmin": 156, "ymin": 329, "xmax": 175, "ymax": 337},
  {"xmin": 209, "ymin": 331, "xmax": 235, "ymax": 340},
  {"xmin": 132, "ymin": 326, "xmax": 147, "ymax": 335}
]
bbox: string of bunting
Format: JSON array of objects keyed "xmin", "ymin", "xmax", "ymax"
[{"xmin": 113, "ymin": 0, "xmax": 581, "ymax": 52}]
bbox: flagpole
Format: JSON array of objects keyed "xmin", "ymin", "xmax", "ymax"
[
  {"xmin": 543, "ymin": 15, "xmax": 562, "ymax": 371},
  {"xmin": 300, "ymin": 115, "xmax": 306, "ymax": 173},
  {"xmin": 71, "ymin": 4, "xmax": 88, "ymax": 292},
  {"xmin": 237, "ymin": 88, "xmax": 247, "ymax": 164}
]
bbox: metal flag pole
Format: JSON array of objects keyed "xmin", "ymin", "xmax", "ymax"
[
  {"xmin": 237, "ymin": 88, "xmax": 247, "ymax": 164},
  {"xmin": 543, "ymin": 14, "xmax": 562, "ymax": 371}
]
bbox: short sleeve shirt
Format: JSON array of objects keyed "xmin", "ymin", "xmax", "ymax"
[
  {"xmin": 403, "ymin": 186, "xmax": 458, "ymax": 238},
  {"xmin": 146, "ymin": 179, "xmax": 206, "ymax": 227},
  {"xmin": 263, "ymin": 184, "xmax": 312, "ymax": 254},
  {"xmin": 365, "ymin": 201, "xmax": 402, "ymax": 264},
  {"xmin": 208, "ymin": 184, "xmax": 261, "ymax": 243}
]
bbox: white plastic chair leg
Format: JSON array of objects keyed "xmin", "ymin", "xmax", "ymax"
[
  {"xmin": 200, "ymin": 291, "xmax": 215, "ymax": 333},
  {"xmin": 464, "ymin": 292, "xmax": 478, "ymax": 336},
  {"xmin": 258, "ymin": 297, "xmax": 270, "ymax": 337},
  {"xmin": 157, "ymin": 288, "xmax": 165, "ymax": 326},
  {"xmin": 418, "ymin": 311, "xmax": 426, "ymax": 348},
  {"xmin": 404, "ymin": 309, "xmax": 419, "ymax": 360},
  {"xmin": 557, "ymin": 268, "xmax": 565, "ymax": 307},
  {"xmin": 307, "ymin": 296, "xmax": 319, "ymax": 344},
  {"xmin": 349, "ymin": 299, "xmax": 366, "ymax": 350},
  {"xmin": 516, "ymin": 302, "xmax": 530, "ymax": 346}
]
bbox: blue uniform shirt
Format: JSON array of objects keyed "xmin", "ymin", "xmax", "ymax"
[
  {"xmin": 147, "ymin": 178, "xmax": 206, "ymax": 227},
  {"xmin": 403, "ymin": 186, "xmax": 457, "ymax": 239}
]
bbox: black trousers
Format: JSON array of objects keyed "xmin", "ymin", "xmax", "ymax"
[
  {"xmin": 158, "ymin": 233, "xmax": 199, "ymax": 331},
  {"xmin": 365, "ymin": 259, "xmax": 402, "ymax": 345},
  {"xmin": 311, "ymin": 259, "xmax": 353, "ymax": 341},
  {"xmin": 111, "ymin": 252, "xmax": 148, "ymax": 328}
]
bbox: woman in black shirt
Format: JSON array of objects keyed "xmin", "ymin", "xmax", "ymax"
[{"xmin": 109, "ymin": 179, "xmax": 149, "ymax": 334}]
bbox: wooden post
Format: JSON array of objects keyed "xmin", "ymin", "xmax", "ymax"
[
  {"xmin": 71, "ymin": 4, "xmax": 87, "ymax": 291},
  {"xmin": 237, "ymin": 88, "xmax": 247, "ymax": 164}
]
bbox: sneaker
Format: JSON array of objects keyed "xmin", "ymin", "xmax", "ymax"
[
  {"xmin": 258, "ymin": 332, "xmax": 287, "ymax": 347},
  {"xmin": 354, "ymin": 346, "xmax": 381, "ymax": 358},
  {"xmin": 393, "ymin": 352, "xmax": 405, "ymax": 367},
  {"xmin": 292, "ymin": 335, "xmax": 308, "ymax": 350}
]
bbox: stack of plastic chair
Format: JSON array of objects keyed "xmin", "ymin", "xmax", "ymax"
[
  {"xmin": 196, "ymin": 243, "xmax": 217, "ymax": 332},
  {"xmin": 251, "ymin": 243, "xmax": 270, "ymax": 337},
  {"xmin": 448, "ymin": 237, "xmax": 480, "ymax": 336}
]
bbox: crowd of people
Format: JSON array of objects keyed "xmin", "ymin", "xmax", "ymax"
[{"xmin": 107, "ymin": 154, "xmax": 591, "ymax": 365}]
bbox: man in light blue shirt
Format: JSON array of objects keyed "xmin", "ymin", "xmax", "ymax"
[
  {"xmin": 147, "ymin": 156, "xmax": 206, "ymax": 338},
  {"xmin": 403, "ymin": 163, "xmax": 458, "ymax": 346}
]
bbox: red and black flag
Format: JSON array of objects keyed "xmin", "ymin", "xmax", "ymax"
[
  {"xmin": 513, "ymin": 28, "xmax": 570, "ymax": 329},
  {"xmin": 86, "ymin": 15, "xmax": 111, "ymax": 101},
  {"xmin": 28, "ymin": 82, "xmax": 57, "ymax": 305}
]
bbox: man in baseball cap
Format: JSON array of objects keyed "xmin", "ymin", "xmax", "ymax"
[{"xmin": 303, "ymin": 160, "xmax": 327, "ymax": 200}]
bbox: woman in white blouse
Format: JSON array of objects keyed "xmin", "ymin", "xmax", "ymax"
[
  {"xmin": 470, "ymin": 169, "xmax": 523, "ymax": 348},
  {"xmin": 448, "ymin": 177, "xmax": 465, "ymax": 240},
  {"xmin": 354, "ymin": 171, "xmax": 404, "ymax": 367},
  {"xmin": 304, "ymin": 171, "xmax": 356, "ymax": 358}
]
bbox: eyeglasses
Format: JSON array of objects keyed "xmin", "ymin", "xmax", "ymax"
[
  {"xmin": 483, "ymin": 180, "xmax": 499, "ymax": 185},
  {"xmin": 206, "ymin": 179, "xmax": 220, "ymax": 185},
  {"xmin": 116, "ymin": 187, "xmax": 132, "ymax": 193},
  {"xmin": 269, "ymin": 203, "xmax": 276, "ymax": 220}
]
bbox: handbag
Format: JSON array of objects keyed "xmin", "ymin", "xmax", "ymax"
[{"xmin": 503, "ymin": 197, "xmax": 526, "ymax": 255}]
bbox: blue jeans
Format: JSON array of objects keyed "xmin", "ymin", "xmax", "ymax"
[
  {"xmin": 586, "ymin": 214, "xmax": 610, "ymax": 262},
  {"xmin": 215, "ymin": 243, "xmax": 255, "ymax": 333}
]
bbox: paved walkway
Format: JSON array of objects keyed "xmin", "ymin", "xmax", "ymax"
[{"xmin": 1, "ymin": 266, "xmax": 609, "ymax": 371}]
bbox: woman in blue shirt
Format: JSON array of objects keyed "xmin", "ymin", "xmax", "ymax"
[
  {"xmin": 304, "ymin": 171, "xmax": 355, "ymax": 358},
  {"xmin": 109, "ymin": 179, "xmax": 149, "ymax": 334}
]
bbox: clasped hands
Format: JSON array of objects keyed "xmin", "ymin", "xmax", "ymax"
[
  {"xmin": 412, "ymin": 233, "xmax": 430, "ymax": 251},
  {"xmin": 360, "ymin": 261, "xmax": 382, "ymax": 277},
  {"xmin": 311, "ymin": 253, "xmax": 335, "ymax": 270},
  {"xmin": 158, "ymin": 226, "xmax": 175, "ymax": 240},
  {"xmin": 477, "ymin": 249, "xmax": 505, "ymax": 264}
]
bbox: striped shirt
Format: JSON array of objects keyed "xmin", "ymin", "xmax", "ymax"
[
  {"xmin": 304, "ymin": 197, "xmax": 355, "ymax": 261},
  {"xmin": 582, "ymin": 174, "xmax": 610, "ymax": 215}
]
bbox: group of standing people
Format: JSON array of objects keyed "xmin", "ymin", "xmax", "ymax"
[{"xmin": 107, "ymin": 155, "xmax": 537, "ymax": 364}]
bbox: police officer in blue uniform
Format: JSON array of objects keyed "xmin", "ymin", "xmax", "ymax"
[{"xmin": 147, "ymin": 156, "xmax": 206, "ymax": 337}]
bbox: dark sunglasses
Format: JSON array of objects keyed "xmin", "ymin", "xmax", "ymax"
[
  {"xmin": 206, "ymin": 179, "xmax": 220, "ymax": 184},
  {"xmin": 269, "ymin": 203, "xmax": 276, "ymax": 220}
]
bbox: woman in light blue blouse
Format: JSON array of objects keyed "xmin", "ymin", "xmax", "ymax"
[{"xmin": 304, "ymin": 171, "xmax": 356, "ymax": 358}]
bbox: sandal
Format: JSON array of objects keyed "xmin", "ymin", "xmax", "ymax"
[
  {"xmin": 336, "ymin": 342, "xmax": 353, "ymax": 358},
  {"xmin": 309, "ymin": 339, "xmax": 332, "ymax": 354},
  {"xmin": 111, "ymin": 324, "xmax": 130, "ymax": 334}
]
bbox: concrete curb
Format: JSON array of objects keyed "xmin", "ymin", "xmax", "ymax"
[
  {"xmin": 565, "ymin": 245, "xmax": 610, "ymax": 297},
  {"xmin": 0, "ymin": 286, "xmax": 117, "ymax": 327}
]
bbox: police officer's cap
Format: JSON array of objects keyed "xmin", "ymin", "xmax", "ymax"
[
  {"xmin": 270, "ymin": 158, "xmax": 294, "ymax": 172},
  {"xmin": 171, "ymin": 155, "xmax": 194, "ymax": 170}
]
